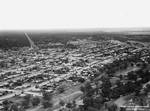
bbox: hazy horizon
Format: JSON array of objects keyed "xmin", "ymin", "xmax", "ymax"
[{"xmin": 1, "ymin": 27, "xmax": 150, "ymax": 34}]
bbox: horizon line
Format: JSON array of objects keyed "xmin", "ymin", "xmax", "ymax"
[{"xmin": 1, "ymin": 27, "xmax": 150, "ymax": 33}]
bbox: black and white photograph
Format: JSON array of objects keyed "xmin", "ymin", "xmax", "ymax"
[{"xmin": 0, "ymin": 0, "xmax": 150, "ymax": 111}]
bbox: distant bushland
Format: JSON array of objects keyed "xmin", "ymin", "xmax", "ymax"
[{"xmin": 0, "ymin": 31, "xmax": 150, "ymax": 49}]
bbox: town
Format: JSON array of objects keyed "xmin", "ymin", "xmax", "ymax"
[{"xmin": 0, "ymin": 33, "xmax": 150, "ymax": 111}]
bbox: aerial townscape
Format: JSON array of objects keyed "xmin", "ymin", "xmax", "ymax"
[{"xmin": 0, "ymin": 31, "xmax": 150, "ymax": 111}]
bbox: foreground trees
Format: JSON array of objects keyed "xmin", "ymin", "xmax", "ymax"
[
  {"xmin": 80, "ymin": 81, "xmax": 106, "ymax": 111},
  {"xmin": 2, "ymin": 100, "xmax": 25, "ymax": 111},
  {"xmin": 79, "ymin": 57, "xmax": 150, "ymax": 111},
  {"xmin": 9, "ymin": 103, "xmax": 19, "ymax": 111},
  {"xmin": 42, "ymin": 91, "xmax": 53, "ymax": 109},
  {"xmin": 31, "ymin": 96, "xmax": 40, "ymax": 106},
  {"xmin": 22, "ymin": 94, "xmax": 31, "ymax": 109},
  {"xmin": 2, "ymin": 100, "xmax": 11, "ymax": 111},
  {"xmin": 1, "ymin": 91, "xmax": 53, "ymax": 110},
  {"xmin": 101, "ymin": 77, "xmax": 111, "ymax": 99}
]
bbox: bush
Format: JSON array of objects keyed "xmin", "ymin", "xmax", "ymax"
[
  {"xmin": 59, "ymin": 99, "xmax": 65, "ymax": 106},
  {"xmin": 2, "ymin": 100, "xmax": 10, "ymax": 111},
  {"xmin": 22, "ymin": 100, "xmax": 29, "ymax": 109},
  {"xmin": 66, "ymin": 102, "xmax": 73, "ymax": 109},
  {"xmin": 31, "ymin": 96, "xmax": 40, "ymax": 106},
  {"xmin": 42, "ymin": 91, "xmax": 53, "ymax": 109},
  {"xmin": 42, "ymin": 91, "xmax": 52, "ymax": 101},
  {"xmin": 42, "ymin": 100, "xmax": 53, "ymax": 109},
  {"xmin": 78, "ymin": 78, "xmax": 85, "ymax": 83},
  {"xmin": 9, "ymin": 103, "xmax": 19, "ymax": 111},
  {"xmin": 22, "ymin": 94, "xmax": 31, "ymax": 109},
  {"xmin": 24, "ymin": 94, "xmax": 31, "ymax": 102},
  {"xmin": 57, "ymin": 85, "xmax": 66, "ymax": 94}
]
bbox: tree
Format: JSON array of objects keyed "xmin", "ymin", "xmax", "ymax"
[
  {"xmin": 127, "ymin": 71, "xmax": 137, "ymax": 81},
  {"xmin": 2, "ymin": 100, "xmax": 10, "ymax": 111},
  {"xmin": 42, "ymin": 91, "xmax": 53, "ymax": 109},
  {"xmin": 59, "ymin": 99, "xmax": 65, "ymax": 107},
  {"xmin": 116, "ymin": 80, "xmax": 123, "ymax": 87},
  {"xmin": 78, "ymin": 77, "xmax": 85, "ymax": 83},
  {"xmin": 18, "ymin": 106, "xmax": 25, "ymax": 111},
  {"xmin": 22, "ymin": 100, "xmax": 29, "ymax": 109},
  {"xmin": 83, "ymin": 97, "xmax": 93, "ymax": 109},
  {"xmin": 42, "ymin": 91, "xmax": 52, "ymax": 101},
  {"xmin": 110, "ymin": 88, "xmax": 120, "ymax": 99},
  {"xmin": 9, "ymin": 103, "xmax": 19, "ymax": 111},
  {"xmin": 42, "ymin": 100, "xmax": 53, "ymax": 109},
  {"xmin": 87, "ymin": 107, "xmax": 101, "ymax": 111},
  {"xmin": 0, "ymin": 61, "xmax": 6, "ymax": 68},
  {"xmin": 107, "ymin": 103, "xmax": 118, "ymax": 111},
  {"xmin": 57, "ymin": 85, "xmax": 66, "ymax": 94},
  {"xmin": 66, "ymin": 102, "xmax": 73, "ymax": 109},
  {"xmin": 22, "ymin": 94, "xmax": 31, "ymax": 109},
  {"xmin": 72, "ymin": 100, "xmax": 76, "ymax": 108},
  {"xmin": 72, "ymin": 107, "xmax": 81, "ymax": 111},
  {"xmin": 23, "ymin": 58, "xmax": 27, "ymax": 63},
  {"xmin": 93, "ymin": 96, "xmax": 104, "ymax": 109},
  {"xmin": 101, "ymin": 77, "xmax": 111, "ymax": 98},
  {"xmin": 10, "ymin": 59, "xmax": 15, "ymax": 64},
  {"xmin": 143, "ymin": 84, "xmax": 150, "ymax": 95},
  {"xmin": 31, "ymin": 96, "xmax": 40, "ymax": 106},
  {"xmin": 80, "ymin": 81, "xmax": 93, "ymax": 97}
]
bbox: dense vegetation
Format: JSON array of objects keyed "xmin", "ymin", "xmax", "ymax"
[{"xmin": 0, "ymin": 31, "xmax": 150, "ymax": 49}]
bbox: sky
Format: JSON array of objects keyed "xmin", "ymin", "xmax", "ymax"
[{"xmin": 0, "ymin": 0, "xmax": 150, "ymax": 31}]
